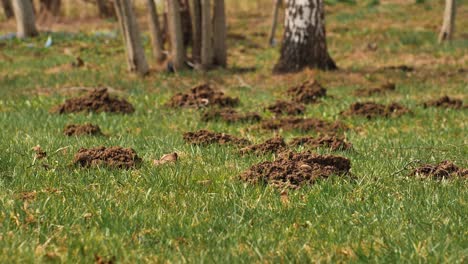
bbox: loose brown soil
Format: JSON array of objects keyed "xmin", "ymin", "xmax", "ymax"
[
  {"xmin": 63, "ymin": 123, "xmax": 103, "ymax": 136},
  {"xmin": 341, "ymin": 102, "xmax": 410, "ymax": 119},
  {"xmin": 287, "ymin": 80, "xmax": 327, "ymax": 104},
  {"xmin": 411, "ymin": 161, "xmax": 467, "ymax": 180},
  {"xmin": 240, "ymin": 151, "xmax": 351, "ymax": 188},
  {"xmin": 183, "ymin": 130, "xmax": 250, "ymax": 146},
  {"xmin": 73, "ymin": 146, "xmax": 141, "ymax": 169},
  {"xmin": 167, "ymin": 84, "xmax": 239, "ymax": 108},
  {"xmin": 260, "ymin": 117, "xmax": 347, "ymax": 134},
  {"xmin": 266, "ymin": 100, "xmax": 305, "ymax": 116},
  {"xmin": 422, "ymin": 96, "xmax": 465, "ymax": 109},
  {"xmin": 289, "ymin": 135, "xmax": 352, "ymax": 151},
  {"xmin": 354, "ymin": 82, "xmax": 396, "ymax": 96},
  {"xmin": 51, "ymin": 88, "xmax": 134, "ymax": 114},
  {"xmin": 240, "ymin": 137, "xmax": 288, "ymax": 155},
  {"xmin": 201, "ymin": 108, "xmax": 261, "ymax": 123}
]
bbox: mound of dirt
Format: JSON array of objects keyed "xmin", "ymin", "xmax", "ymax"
[
  {"xmin": 167, "ymin": 83, "xmax": 239, "ymax": 108},
  {"xmin": 73, "ymin": 146, "xmax": 141, "ymax": 169},
  {"xmin": 260, "ymin": 117, "xmax": 347, "ymax": 134},
  {"xmin": 422, "ymin": 96, "xmax": 465, "ymax": 109},
  {"xmin": 354, "ymin": 82, "xmax": 396, "ymax": 96},
  {"xmin": 240, "ymin": 137, "xmax": 287, "ymax": 155},
  {"xmin": 201, "ymin": 108, "xmax": 261, "ymax": 123},
  {"xmin": 266, "ymin": 100, "xmax": 305, "ymax": 116},
  {"xmin": 64, "ymin": 123, "xmax": 103, "ymax": 136},
  {"xmin": 289, "ymin": 135, "xmax": 352, "ymax": 151},
  {"xmin": 183, "ymin": 130, "xmax": 250, "ymax": 146},
  {"xmin": 341, "ymin": 102, "xmax": 409, "ymax": 119},
  {"xmin": 51, "ymin": 88, "xmax": 135, "ymax": 114},
  {"xmin": 240, "ymin": 151, "xmax": 351, "ymax": 188},
  {"xmin": 287, "ymin": 80, "xmax": 326, "ymax": 104},
  {"xmin": 411, "ymin": 161, "xmax": 467, "ymax": 180}
]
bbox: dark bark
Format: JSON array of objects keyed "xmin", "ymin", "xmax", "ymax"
[
  {"xmin": 191, "ymin": 0, "xmax": 202, "ymax": 63},
  {"xmin": 96, "ymin": 0, "xmax": 115, "ymax": 18},
  {"xmin": 1, "ymin": 0, "xmax": 14, "ymax": 19},
  {"xmin": 39, "ymin": 0, "xmax": 61, "ymax": 17}
]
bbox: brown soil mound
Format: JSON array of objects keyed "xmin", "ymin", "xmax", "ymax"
[
  {"xmin": 354, "ymin": 83, "xmax": 396, "ymax": 96},
  {"xmin": 73, "ymin": 146, "xmax": 141, "ymax": 169},
  {"xmin": 422, "ymin": 96, "xmax": 465, "ymax": 109},
  {"xmin": 411, "ymin": 161, "xmax": 467, "ymax": 180},
  {"xmin": 201, "ymin": 108, "xmax": 261, "ymax": 123},
  {"xmin": 167, "ymin": 83, "xmax": 239, "ymax": 108},
  {"xmin": 342, "ymin": 102, "xmax": 409, "ymax": 119},
  {"xmin": 287, "ymin": 80, "xmax": 326, "ymax": 104},
  {"xmin": 240, "ymin": 137, "xmax": 287, "ymax": 155},
  {"xmin": 64, "ymin": 123, "xmax": 103, "ymax": 136},
  {"xmin": 240, "ymin": 151, "xmax": 351, "ymax": 188},
  {"xmin": 51, "ymin": 88, "xmax": 134, "ymax": 114},
  {"xmin": 289, "ymin": 135, "xmax": 352, "ymax": 151},
  {"xmin": 266, "ymin": 100, "xmax": 305, "ymax": 116},
  {"xmin": 261, "ymin": 117, "xmax": 347, "ymax": 134},
  {"xmin": 183, "ymin": 130, "xmax": 250, "ymax": 146}
]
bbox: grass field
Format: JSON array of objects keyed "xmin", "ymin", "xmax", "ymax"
[{"xmin": 0, "ymin": 0, "xmax": 467, "ymax": 262}]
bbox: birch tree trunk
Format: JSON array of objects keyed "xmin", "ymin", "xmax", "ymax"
[
  {"xmin": 200, "ymin": 0, "xmax": 213, "ymax": 69},
  {"xmin": 147, "ymin": 0, "xmax": 165, "ymax": 62},
  {"xmin": 438, "ymin": 0, "xmax": 456, "ymax": 43},
  {"xmin": 1, "ymin": 0, "xmax": 14, "ymax": 19},
  {"xmin": 167, "ymin": 0, "xmax": 186, "ymax": 70},
  {"xmin": 273, "ymin": 0, "xmax": 336, "ymax": 73},
  {"xmin": 12, "ymin": 0, "xmax": 38, "ymax": 38},
  {"xmin": 268, "ymin": 0, "xmax": 282, "ymax": 46},
  {"xmin": 212, "ymin": 0, "xmax": 227, "ymax": 67},
  {"xmin": 114, "ymin": 0, "xmax": 149, "ymax": 75},
  {"xmin": 191, "ymin": 0, "xmax": 202, "ymax": 64}
]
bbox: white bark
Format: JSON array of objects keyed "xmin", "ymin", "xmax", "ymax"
[
  {"xmin": 438, "ymin": 0, "xmax": 456, "ymax": 43},
  {"xmin": 12, "ymin": 0, "xmax": 38, "ymax": 38}
]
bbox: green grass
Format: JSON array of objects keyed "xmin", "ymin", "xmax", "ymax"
[{"xmin": 0, "ymin": 0, "xmax": 467, "ymax": 262}]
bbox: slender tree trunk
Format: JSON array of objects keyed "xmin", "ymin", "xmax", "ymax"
[
  {"xmin": 273, "ymin": 0, "xmax": 336, "ymax": 74},
  {"xmin": 1, "ymin": 0, "xmax": 14, "ymax": 19},
  {"xmin": 268, "ymin": 0, "xmax": 282, "ymax": 46},
  {"xmin": 191, "ymin": 0, "xmax": 202, "ymax": 64},
  {"xmin": 147, "ymin": 0, "xmax": 165, "ymax": 62},
  {"xmin": 12, "ymin": 0, "xmax": 38, "ymax": 38},
  {"xmin": 96, "ymin": 0, "xmax": 115, "ymax": 18},
  {"xmin": 180, "ymin": 0, "xmax": 192, "ymax": 47},
  {"xmin": 212, "ymin": 0, "xmax": 227, "ymax": 67},
  {"xmin": 438, "ymin": 0, "xmax": 455, "ymax": 43},
  {"xmin": 114, "ymin": 0, "xmax": 149, "ymax": 75},
  {"xmin": 200, "ymin": 0, "xmax": 213, "ymax": 69},
  {"xmin": 39, "ymin": 0, "xmax": 61, "ymax": 17},
  {"xmin": 167, "ymin": 0, "xmax": 186, "ymax": 70}
]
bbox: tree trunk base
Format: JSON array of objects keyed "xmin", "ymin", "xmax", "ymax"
[{"xmin": 273, "ymin": 55, "xmax": 337, "ymax": 74}]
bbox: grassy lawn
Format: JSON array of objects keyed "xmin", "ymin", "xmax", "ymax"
[{"xmin": 0, "ymin": 0, "xmax": 467, "ymax": 262}]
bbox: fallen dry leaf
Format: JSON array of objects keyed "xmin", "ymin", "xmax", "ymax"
[
  {"xmin": 32, "ymin": 145, "xmax": 47, "ymax": 159},
  {"xmin": 153, "ymin": 152, "xmax": 178, "ymax": 166}
]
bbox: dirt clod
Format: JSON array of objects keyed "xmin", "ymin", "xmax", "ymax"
[
  {"xmin": 63, "ymin": 123, "xmax": 103, "ymax": 136},
  {"xmin": 201, "ymin": 108, "xmax": 261, "ymax": 123},
  {"xmin": 241, "ymin": 151, "xmax": 351, "ymax": 188},
  {"xmin": 167, "ymin": 83, "xmax": 239, "ymax": 108},
  {"xmin": 51, "ymin": 88, "xmax": 134, "ymax": 114},
  {"xmin": 240, "ymin": 137, "xmax": 287, "ymax": 155},
  {"xmin": 422, "ymin": 96, "xmax": 465, "ymax": 109},
  {"xmin": 411, "ymin": 161, "xmax": 467, "ymax": 180},
  {"xmin": 73, "ymin": 146, "xmax": 141, "ymax": 169},
  {"xmin": 266, "ymin": 100, "xmax": 305, "ymax": 116},
  {"xmin": 32, "ymin": 145, "xmax": 47, "ymax": 159},
  {"xmin": 287, "ymin": 80, "xmax": 326, "ymax": 104},
  {"xmin": 354, "ymin": 82, "xmax": 396, "ymax": 96},
  {"xmin": 289, "ymin": 135, "xmax": 352, "ymax": 151},
  {"xmin": 183, "ymin": 130, "xmax": 250, "ymax": 146},
  {"xmin": 261, "ymin": 117, "xmax": 347, "ymax": 134},
  {"xmin": 342, "ymin": 102, "xmax": 410, "ymax": 119}
]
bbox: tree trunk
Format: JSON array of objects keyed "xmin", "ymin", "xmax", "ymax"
[
  {"xmin": 39, "ymin": 0, "xmax": 61, "ymax": 17},
  {"xmin": 273, "ymin": 0, "xmax": 336, "ymax": 74},
  {"xmin": 167, "ymin": 0, "xmax": 186, "ymax": 70},
  {"xmin": 200, "ymin": 0, "xmax": 213, "ymax": 69},
  {"xmin": 114, "ymin": 0, "xmax": 149, "ymax": 75},
  {"xmin": 96, "ymin": 0, "xmax": 115, "ymax": 18},
  {"xmin": 212, "ymin": 0, "xmax": 227, "ymax": 67},
  {"xmin": 1, "ymin": 0, "xmax": 14, "ymax": 19},
  {"xmin": 191, "ymin": 0, "xmax": 202, "ymax": 64},
  {"xmin": 438, "ymin": 0, "xmax": 455, "ymax": 43},
  {"xmin": 12, "ymin": 0, "xmax": 38, "ymax": 38},
  {"xmin": 268, "ymin": 0, "xmax": 282, "ymax": 46},
  {"xmin": 147, "ymin": 0, "xmax": 165, "ymax": 62}
]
